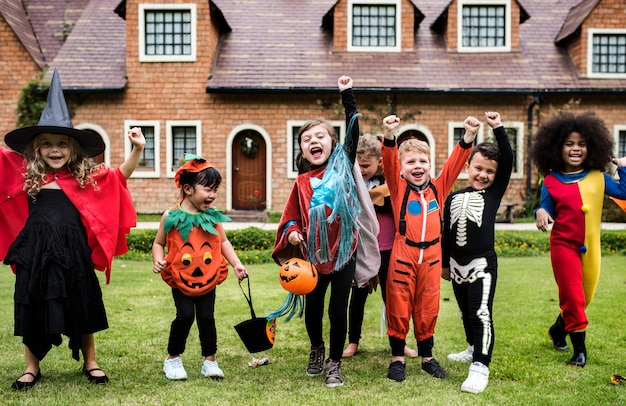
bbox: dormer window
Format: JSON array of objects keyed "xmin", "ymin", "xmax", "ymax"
[
  {"xmin": 347, "ymin": 0, "xmax": 401, "ymax": 52},
  {"xmin": 458, "ymin": 0, "xmax": 511, "ymax": 53},
  {"xmin": 588, "ymin": 29, "xmax": 626, "ymax": 78},
  {"xmin": 139, "ymin": 3, "xmax": 197, "ymax": 62}
]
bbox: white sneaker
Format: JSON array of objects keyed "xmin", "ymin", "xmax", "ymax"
[
  {"xmin": 448, "ymin": 344, "xmax": 474, "ymax": 362},
  {"xmin": 461, "ymin": 362, "xmax": 489, "ymax": 394},
  {"xmin": 201, "ymin": 360, "xmax": 224, "ymax": 379},
  {"xmin": 163, "ymin": 356, "xmax": 188, "ymax": 380}
]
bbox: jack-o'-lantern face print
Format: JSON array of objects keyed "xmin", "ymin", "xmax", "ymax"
[{"xmin": 168, "ymin": 227, "xmax": 222, "ymax": 296}]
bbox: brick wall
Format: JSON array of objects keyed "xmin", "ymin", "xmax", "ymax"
[{"xmin": 0, "ymin": 15, "xmax": 41, "ymax": 141}]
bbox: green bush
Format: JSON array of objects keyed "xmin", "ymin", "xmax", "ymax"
[{"xmin": 122, "ymin": 228, "xmax": 625, "ymax": 264}]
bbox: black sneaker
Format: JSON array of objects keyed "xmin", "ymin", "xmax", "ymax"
[
  {"xmin": 387, "ymin": 361, "xmax": 406, "ymax": 382},
  {"xmin": 306, "ymin": 345, "xmax": 325, "ymax": 376},
  {"xmin": 421, "ymin": 358, "xmax": 448, "ymax": 378}
]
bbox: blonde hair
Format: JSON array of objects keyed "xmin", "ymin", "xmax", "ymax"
[
  {"xmin": 22, "ymin": 134, "xmax": 104, "ymax": 197},
  {"xmin": 357, "ymin": 133, "xmax": 382, "ymax": 160},
  {"xmin": 398, "ymin": 138, "xmax": 430, "ymax": 160}
]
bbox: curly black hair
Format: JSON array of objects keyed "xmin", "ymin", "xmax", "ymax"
[{"xmin": 531, "ymin": 111, "xmax": 614, "ymax": 176}]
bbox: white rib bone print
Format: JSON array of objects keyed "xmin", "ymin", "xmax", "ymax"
[{"xmin": 450, "ymin": 191, "xmax": 485, "ymax": 247}]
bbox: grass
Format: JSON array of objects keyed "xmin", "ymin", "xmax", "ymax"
[{"xmin": 0, "ymin": 256, "xmax": 625, "ymax": 405}]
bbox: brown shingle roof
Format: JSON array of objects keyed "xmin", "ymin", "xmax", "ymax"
[
  {"xmin": 46, "ymin": 0, "xmax": 126, "ymax": 90},
  {"xmin": 206, "ymin": 0, "xmax": 625, "ymax": 93},
  {"xmin": 555, "ymin": 0, "xmax": 601, "ymax": 44},
  {"xmin": 0, "ymin": 0, "xmax": 45, "ymax": 68}
]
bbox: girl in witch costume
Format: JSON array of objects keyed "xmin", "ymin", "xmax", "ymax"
[
  {"xmin": 272, "ymin": 76, "xmax": 380, "ymax": 388},
  {"xmin": 531, "ymin": 111, "xmax": 626, "ymax": 368},
  {"xmin": 152, "ymin": 154, "xmax": 248, "ymax": 381},
  {"xmin": 0, "ymin": 69, "xmax": 145, "ymax": 390}
]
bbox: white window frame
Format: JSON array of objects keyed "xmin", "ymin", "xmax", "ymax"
[
  {"xmin": 447, "ymin": 121, "xmax": 485, "ymax": 179},
  {"xmin": 287, "ymin": 120, "xmax": 345, "ymax": 179},
  {"xmin": 457, "ymin": 0, "xmax": 511, "ymax": 53},
  {"xmin": 347, "ymin": 0, "xmax": 401, "ymax": 53},
  {"xmin": 488, "ymin": 121, "xmax": 524, "ymax": 180},
  {"xmin": 166, "ymin": 120, "xmax": 202, "ymax": 178},
  {"xmin": 613, "ymin": 125, "xmax": 626, "ymax": 178},
  {"xmin": 138, "ymin": 3, "xmax": 197, "ymax": 63},
  {"xmin": 124, "ymin": 120, "xmax": 160, "ymax": 178},
  {"xmin": 587, "ymin": 28, "xmax": 626, "ymax": 79}
]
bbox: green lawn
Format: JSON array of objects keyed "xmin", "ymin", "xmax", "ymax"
[{"xmin": 0, "ymin": 256, "xmax": 625, "ymax": 405}]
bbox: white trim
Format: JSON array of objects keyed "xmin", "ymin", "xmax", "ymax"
[
  {"xmin": 500, "ymin": 121, "xmax": 524, "ymax": 180},
  {"xmin": 347, "ymin": 0, "xmax": 401, "ymax": 53},
  {"xmin": 287, "ymin": 120, "xmax": 346, "ymax": 179},
  {"xmin": 447, "ymin": 121, "xmax": 484, "ymax": 179},
  {"xmin": 124, "ymin": 120, "xmax": 160, "ymax": 178},
  {"xmin": 612, "ymin": 125, "xmax": 626, "ymax": 178},
  {"xmin": 138, "ymin": 3, "xmax": 197, "ymax": 63},
  {"xmin": 396, "ymin": 123, "xmax": 437, "ymax": 177},
  {"xmin": 165, "ymin": 120, "xmax": 202, "ymax": 178},
  {"xmin": 226, "ymin": 124, "xmax": 273, "ymax": 212},
  {"xmin": 457, "ymin": 0, "xmax": 511, "ymax": 53},
  {"xmin": 587, "ymin": 28, "xmax": 626, "ymax": 79},
  {"xmin": 74, "ymin": 123, "xmax": 111, "ymax": 166}
]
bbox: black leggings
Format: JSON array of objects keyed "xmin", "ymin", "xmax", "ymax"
[
  {"xmin": 167, "ymin": 288, "xmax": 217, "ymax": 357},
  {"xmin": 347, "ymin": 249, "xmax": 391, "ymax": 344},
  {"xmin": 305, "ymin": 256, "xmax": 356, "ymax": 360}
]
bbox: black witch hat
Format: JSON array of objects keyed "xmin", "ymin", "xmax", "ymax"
[{"xmin": 4, "ymin": 68, "xmax": 105, "ymax": 157}]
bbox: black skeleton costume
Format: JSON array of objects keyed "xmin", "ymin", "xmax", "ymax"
[{"xmin": 442, "ymin": 126, "xmax": 513, "ymax": 366}]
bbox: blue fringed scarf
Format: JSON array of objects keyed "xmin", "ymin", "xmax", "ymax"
[{"xmin": 307, "ymin": 114, "xmax": 362, "ymax": 271}]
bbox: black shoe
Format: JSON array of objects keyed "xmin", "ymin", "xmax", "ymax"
[
  {"xmin": 567, "ymin": 352, "xmax": 586, "ymax": 368},
  {"xmin": 566, "ymin": 331, "xmax": 587, "ymax": 368},
  {"xmin": 422, "ymin": 358, "xmax": 448, "ymax": 378},
  {"xmin": 387, "ymin": 361, "xmax": 406, "ymax": 382},
  {"xmin": 83, "ymin": 367, "xmax": 109, "ymax": 385},
  {"xmin": 548, "ymin": 315, "xmax": 569, "ymax": 351},
  {"xmin": 11, "ymin": 371, "xmax": 42, "ymax": 391}
]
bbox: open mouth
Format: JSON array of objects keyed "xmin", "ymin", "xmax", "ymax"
[{"xmin": 310, "ymin": 146, "xmax": 323, "ymax": 159}]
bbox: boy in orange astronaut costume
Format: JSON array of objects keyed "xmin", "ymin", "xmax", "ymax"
[{"xmin": 381, "ymin": 114, "xmax": 478, "ymax": 382}]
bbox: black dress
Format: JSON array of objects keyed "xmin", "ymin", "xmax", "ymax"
[{"xmin": 4, "ymin": 189, "xmax": 108, "ymax": 361}]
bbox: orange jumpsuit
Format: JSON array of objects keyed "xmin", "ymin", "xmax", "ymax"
[{"xmin": 382, "ymin": 138, "xmax": 472, "ymax": 354}]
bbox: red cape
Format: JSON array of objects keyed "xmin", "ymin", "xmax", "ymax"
[{"xmin": 0, "ymin": 148, "xmax": 136, "ymax": 283}]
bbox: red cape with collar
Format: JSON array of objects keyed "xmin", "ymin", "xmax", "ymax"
[{"xmin": 0, "ymin": 148, "xmax": 136, "ymax": 283}]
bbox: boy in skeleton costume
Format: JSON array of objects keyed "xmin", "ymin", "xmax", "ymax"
[
  {"xmin": 441, "ymin": 112, "xmax": 513, "ymax": 394},
  {"xmin": 381, "ymin": 114, "xmax": 478, "ymax": 382}
]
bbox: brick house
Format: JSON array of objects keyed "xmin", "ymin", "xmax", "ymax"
[{"xmin": 1, "ymin": 0, "xmax": 625, "ymax": 218}]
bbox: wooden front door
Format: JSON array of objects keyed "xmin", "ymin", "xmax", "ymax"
[{"xmin": 232, "ymin": 130, "xmax": 266, "ymax": 210}]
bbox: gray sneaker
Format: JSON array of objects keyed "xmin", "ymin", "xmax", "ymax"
[
  {"xmin": 306, "ymin": 345, "xmax": 325, "ymax": 376},
  {"xmin": 325, "ymin": 359, "xmax": 344, "ymax": 388}
]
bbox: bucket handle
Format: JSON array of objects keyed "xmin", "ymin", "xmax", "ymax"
[{"xmin": 238, "ymin": 277, "xmax": 256, "ymax": 319}]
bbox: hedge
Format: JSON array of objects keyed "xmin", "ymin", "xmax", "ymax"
[{"xmin": 121, "ymin": 228, "xmax": 626, "ymax": 264}]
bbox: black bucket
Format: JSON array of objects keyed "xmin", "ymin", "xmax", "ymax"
[{"xmin": 234, "ymin": 277, "xmax": 276, "ymax": 353}]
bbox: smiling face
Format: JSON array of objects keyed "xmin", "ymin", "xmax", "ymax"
[
  {"xmin": 300, "ymin": 124, "xmax": 335, "ymax": 167},
  {"xmin": 35, "ymin": 133, "xmax": 72, "ymax": 170},
  {"xmin": 562, "ymin": 131, "xmax": 587, "ymax": 172},
  {"xmin": 181, "ymin": 184, "xmax": 218, "ymax": 213},
  {"xmin": 466, "ymin": 152, "xmax": 499, "ymax": 190},
  {"xmin": 400, "ymin": 150, "xmax": 431, "ymax": 186}
]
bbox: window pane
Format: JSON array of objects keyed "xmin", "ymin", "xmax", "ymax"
[
  {"xmin": 461, "ymin": 5, "xmax": 507, "ymax": 48},
  {"xmin": 592, "ymin": 34, "xmax": 626, "ymax": 74},
  {"xmin": 352, "ymin": 4, "xmax": 397, "ymax": 47},
  {"xmin": 145, "ymin": 9, "xmax": 192, "ymax": 56},
  {"xmin": 172, "ymin": 126, "xmax": 197, "ymax": 167},
  {"xmin": 619, "ymin": 130, "xmax": 626, "ymax": 158}
]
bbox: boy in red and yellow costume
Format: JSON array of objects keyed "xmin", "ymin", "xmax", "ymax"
[{"xmin": 381, "ymin": 114, "xmax": 478, "ymax": 382}]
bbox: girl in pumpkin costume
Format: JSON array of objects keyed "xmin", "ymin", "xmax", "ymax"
[
  {"xmin": 152, "ymin": 155, "xmax": 248, "ymax": 381},
  {"xmin": 532, "ymin": 111, "xmax": 626, "ymax": 368}
]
